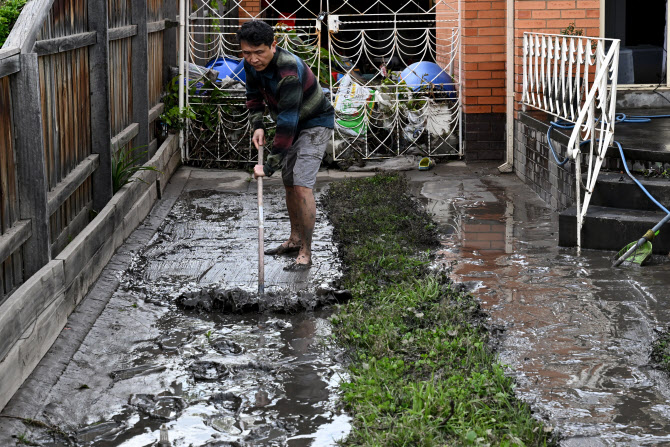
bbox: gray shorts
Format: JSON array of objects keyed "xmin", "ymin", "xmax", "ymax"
[{"xmin": 282, "ymin": 126, "xmax": 332, "ymax": 189}]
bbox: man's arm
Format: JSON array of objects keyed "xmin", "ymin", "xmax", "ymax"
[
  {"xmin": 245, "ymin": 63, "xmax": 265, "ymax": 133},
  {"xmin": 264, "ymin": 75, "xmax": 302, "ymax": 176}
]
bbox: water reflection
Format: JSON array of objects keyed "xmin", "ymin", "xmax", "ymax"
[{"xmin": 419, "ymin": 173, "xmax": 670, "ymax": 445}]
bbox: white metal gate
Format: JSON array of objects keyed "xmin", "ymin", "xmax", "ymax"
[{"xmin": 178, "ymin": 0, "xmax": 461, "ymax": 165}]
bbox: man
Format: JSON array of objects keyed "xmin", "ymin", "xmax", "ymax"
[{"xmin": 237, "ymin": 20, "xmax": 334, "ymax": 270}]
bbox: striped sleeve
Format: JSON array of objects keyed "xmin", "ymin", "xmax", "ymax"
[
  {"xmin": 263, "ymin": 74, "xmax": 302, "ymax": 176},
  {"xmin": 244, "ymin": 65, "xmax": 265, "ymax": 131}
]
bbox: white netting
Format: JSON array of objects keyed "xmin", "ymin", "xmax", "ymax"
[{"xmin": 181, "ymin": 0, "xmax": 461, "ymax": 164}]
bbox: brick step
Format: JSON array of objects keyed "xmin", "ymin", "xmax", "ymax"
[
  {"xmin": 590, "ymin": 172, "xmax": 670, "ymax": 212},
  {"xmin": 559, "ymin": 205, "xmax": 670, "ymax": 254}
]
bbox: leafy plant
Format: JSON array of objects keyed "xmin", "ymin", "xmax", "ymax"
[
  {"xmin": 112, "ymin": 145, "xmax": 160, "ymax": 194},
  {"xmin": 160, "ymin": 105, "xmax": 196, "ymax": 131},
  {"xmin": 0, "ymin": 0, "xmax": 27, "ymax": 47},
  {"xmin": 561, "ymin": 22, "xmax": 584, "ymax": 37}
]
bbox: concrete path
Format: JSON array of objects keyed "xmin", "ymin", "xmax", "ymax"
[
  {"xmin": 0, "ymin": 166, "xmax": 370, "ymax": 447},
  {"xmin": 2, "ymin": 161, "xmax": 670, "ymax": 446},
  {"xmin": 408, "ymin": 163, "xmax": 670, "ymax": 446}
]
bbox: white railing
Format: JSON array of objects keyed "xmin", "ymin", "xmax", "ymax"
[{"xmin": 522, "ymin": 32, "xmax": 620, "ymax": 251}]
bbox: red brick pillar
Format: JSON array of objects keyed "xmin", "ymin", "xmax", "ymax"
[{"xmin": 238, "ymin": 0, "xmax": 261, "ymax": 25}]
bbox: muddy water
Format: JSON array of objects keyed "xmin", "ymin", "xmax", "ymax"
[
  {"xmin": 27, "ymin": 184, "xmax": 351, "ymax": 446},
  {"xmin": 416, "ymin": 168, "xmax": 670, "ymax": 446}
]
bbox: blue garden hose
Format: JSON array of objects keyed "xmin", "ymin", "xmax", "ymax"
[{"xmin": 546, "ymin": 115, "xmax": 670, "ymax": 262}]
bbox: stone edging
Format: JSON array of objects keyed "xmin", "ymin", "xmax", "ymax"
[{"xmin": 0, "ymin": 134, "xmax": 181, "ymax": 411}]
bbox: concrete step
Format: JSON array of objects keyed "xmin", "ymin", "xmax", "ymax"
[
  {"xmin": 590, "ymin": 172, "xmax": 670, "ymax": 212},
  {"xmin": 559, "ymin": 205, "xmax": 670, "ymax": 254}
]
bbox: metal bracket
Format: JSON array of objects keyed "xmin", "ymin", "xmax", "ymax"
[{"xmin": 328, "ymin": 14, "xmax": 340, "ymax": 33}]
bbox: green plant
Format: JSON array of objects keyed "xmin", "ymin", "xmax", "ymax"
[
  {"xmin": 14, "ymin": 432, "xmax": 37, "ymax": 446},
  {"xmin": 160, "ymin": 105, "xmax": 196, "ymax": 132},
  {"xmin": 561, "ymin": 22, "xmax": 584, "ymax": 37},
  {"xmin": 112, "ymin": 145, "xmax": 160, "ymax": 194},
  {"xmin": 0, "ymin": 0, "xmax": 27, "ymax": 47}
]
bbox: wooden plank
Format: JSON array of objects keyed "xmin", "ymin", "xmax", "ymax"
[
  {"xmin": 88, "ymin": 0, "xmax": 113, "ymax": 212},
  {"xmin": 132, "ymin": 0, "xmax": 150, "ymax": 164},
  {"xmin": 111, "ymin": 122, "xmax": 140, "ymax": 153},
  {"xmin": 3, "ymin": 0, "xmax": 56, "ymax": 53},
  {"xmin": 47, "ymin": 155, "xmax": 99, "ymax": 216},
  {"xmin": 0, "ymin": 261, "xmax": 66, "ymax": 411},
  {"xmin": 0, "ymin": 48, "xmax": 20, "ymax": 61},
  {"xmin": 147, "ymin": 20, "xmax": 167, "ymax": 34},
  {"xmin": 108, "ymin": 25, "xmax": 138, "ymax": 42},
  {"xmin": 33, "ymin": 31, "xmax": 97, "ymax": 56},
  {"xmin": 11, "ymin": 53, "xmax": 51, "ymax": 278},
  {"xmin": 0, "ymin": 220, "xmax": 31, "ymax": 266},
  {"xmin": 0, "ymin": 55, "xmax": 20, "ymax": 79},
  {"xmin": 50, "ymin": 201, "xmax": 90, "ymax": 257},
  {"xmin": 148, "ymin": 102, "xmax": 165, "ymax": 123}
]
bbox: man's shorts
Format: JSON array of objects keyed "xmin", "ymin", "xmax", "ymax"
[{"xmin": 282, "ymin": 126, "xmax": 333, "ymax": 189}]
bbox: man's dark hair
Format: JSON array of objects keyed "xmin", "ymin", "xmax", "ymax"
[{"xmin": 237, "ymin": 21, "xmax": 275, "ymax": 47}]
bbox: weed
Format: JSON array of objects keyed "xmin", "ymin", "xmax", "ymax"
[
  {"xmin": 651, "ymin": 328, "xmax": 670, "ymax": 371},
  {"xmin": 14, "ymin": 432, "xmax": 37, "ymax": 446},
  {"xmin": 77, "ymin": 384, "xmax": 90, "ymax": 390},
  {"xmin": 323, "ymin": 173, "xmax": 557, "ymax": 445},
  {"xmin": 112, "ymin": 145, "xmax": 160, "ymax": 194}
]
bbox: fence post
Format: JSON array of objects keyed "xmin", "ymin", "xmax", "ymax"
[
  {"xmin": 11, "ymin": 54, "xmax": 50, "ymax": 277},
  {"xmin": 164, "ymin": 0, "xmax": 178, "ymax": 89},
  {"xmin": 133, "ymin": 0, "xmax": 151, "ymax": 163},
  {"xmin": 88, "ymin": 0, "xmax": 113, "ymax": 212}
]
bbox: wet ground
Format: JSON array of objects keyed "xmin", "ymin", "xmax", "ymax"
[
  {"xmin": 0, "ymin": 168, "xmax": 372, "ymax": 447},
  {"xmin": 4, "ymin": 162, "xmax": 670, "ymax": 446},
  {"xmin": 408, "ymin": 163, "xmax": 670, "ymax": 446}
]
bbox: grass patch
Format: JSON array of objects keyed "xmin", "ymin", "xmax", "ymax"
[
  {"xmin": 322, "ymin": 173, "xmax": 556, "ymax": 446},
  {"xmin": 651, "ymin": 328, "xmax": 670, "ymax": 371}
]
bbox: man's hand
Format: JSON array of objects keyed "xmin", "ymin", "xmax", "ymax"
[
  {"xmin": 252, "ymin": 128, "xmax": 265, "ymax": 150},
  {"xmin": 253, "ymin": 164, "xmax": 265, "ymax": 179}
]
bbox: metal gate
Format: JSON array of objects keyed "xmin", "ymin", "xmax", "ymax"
[{"xmin": 178, "ymin": 0, "xmax": 461, "ymax": 165}]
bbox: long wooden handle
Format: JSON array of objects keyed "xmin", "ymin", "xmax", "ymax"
[{"xmin": 257, "ymin": 145, "xmax": 264, "ymax": 295}]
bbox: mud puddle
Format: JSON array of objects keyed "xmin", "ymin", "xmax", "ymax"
[
  {"xmin": 415, "ymin": 171, "xmax": 670, "ymax": 445},
  {"xmin": 22, "ymin": 186, "xmax": 351, "ymax": 446}
]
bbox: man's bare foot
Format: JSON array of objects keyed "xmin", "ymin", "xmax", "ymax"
[
  {"xmin": 295, "ymin": 253, "xmax": 312, "ymax": 265},
  {"xmin": 283, "ymin": 254, "xmax": 312, "ymax": 271},
  {"xmin": 264, "ymin": 240, "xmax": 301, "ymax": 255}
]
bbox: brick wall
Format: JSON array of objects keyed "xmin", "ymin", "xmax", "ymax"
[
  {"xmin": 460, "ymin": 0, "xmax": 507, "ymax": 160},
  {"xmin": 513, "ymin": 1, "xmax": 600, "ymax": 110},
  {"xmin": 238, "ymin": 0, "xmax": 261, "ymax": 24},
  {"xmin": 437, "ymin": 0, "xmax": 601, "ymax": 161},
  {"xmin": 514, "ymin": 112, "xmax": 575, "ymax": 210}
]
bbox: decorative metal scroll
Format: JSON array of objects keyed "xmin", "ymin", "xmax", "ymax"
[
  {"xmin": 179, "ymin": 0, "xmax": 461, "ymax": 165},
  {"xmin": 522, "ymin": 32, "xmax": 620, "ymax": 251}
]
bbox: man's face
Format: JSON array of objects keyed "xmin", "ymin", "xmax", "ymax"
[{"xmin": 240, "ymin": 40, "xmax": 277, "ymax": 71}]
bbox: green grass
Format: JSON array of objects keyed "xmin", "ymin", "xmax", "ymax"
[
  {"xmin": 651, "ymin": 329, "xmax": 670, "ymax": 371},
  {"xmin": 322, "ymin": 173, "xmax": 557, "ymax": 446}
]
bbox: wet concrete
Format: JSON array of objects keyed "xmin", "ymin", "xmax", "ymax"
[
  {"xmin": 0, "ymin": 167, "xmax": 372, "ymax": 447},
  {"xmin": 409, "ymin": 163, "xmax": 670, "ymax": 446},
  {"xmin": 5, "ymin": 161, "xmax": 670, "ymax": 446}
]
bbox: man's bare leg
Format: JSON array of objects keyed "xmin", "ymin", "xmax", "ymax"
[
  {"xmin": 292, "ymin": 185, "xmax": 316, "ymax": 265},
  {"xmin": 283, "ymin": 186, "xmax": 302, "ymax": 249}
]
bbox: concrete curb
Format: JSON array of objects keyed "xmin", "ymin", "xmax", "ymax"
[{"xmin": 0, "ymin": 134, "xmax": 181, "ymax": 412}]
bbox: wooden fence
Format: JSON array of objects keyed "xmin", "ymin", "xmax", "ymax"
[{"xmin": 0, "ymin": 0, "xmax": 177, "ymax": 305}]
